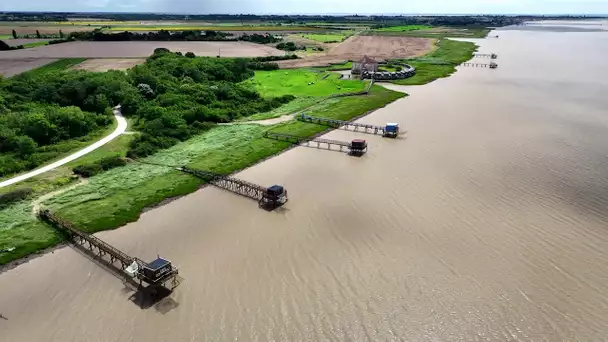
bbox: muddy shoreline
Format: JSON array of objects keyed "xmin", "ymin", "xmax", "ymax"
[{"xmin": 0, "ymin": 85, "xmax": 407, "ymax": 273}]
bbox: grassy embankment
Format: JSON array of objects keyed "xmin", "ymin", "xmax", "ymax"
[
  {"xmin": 392, "ymin": 39, "xmax": 478, "ymax": 85},
  {"xmin": 371, "ymin": 26, "xmax": 491, "ymax": 39},
  {"xmin": 21, "ymin": 41, "xmax": 50, "ymax": 48},
  {"xmin": 23, "ymin": 58, "xmax": 87, "ymax": 75},
  {"xmin": 0, "ymin": 70, "xmax": 403, "ymax": 266}
]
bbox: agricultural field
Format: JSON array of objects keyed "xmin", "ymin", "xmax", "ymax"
[
  {"xmin": 301, "ymin": 33, "xmax": 350, "ymax": 43},
  {"xmin": 4, "ymin": 39, "xmax": 50, "ymax": 47},
  {"xmin": 71, "ymin": 58, "xmax": 146, "ymax": 72},
  {"xmin": 277, "ymin": 35, "xmax": 436, "ymax": 69},
  {"xmin": 22, "ymin": 58, "xmax": 88, "ymax": 75},
  {"xmin": 0, "ymin": 41, "xmax": 284, "ymax": 59},
  {"xmin": 0, "ymin": 58, "xmax": 57, "ymax": 77}
]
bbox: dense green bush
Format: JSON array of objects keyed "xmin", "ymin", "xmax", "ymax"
[
  {"xmin": 72, "ymin": 155, "xmax": 127, "ymax": 177},
  {"xmin": 251, "ymin": 55, "xmax": 299, "ymax": 62},
  {"xmin": 0, "ymin": 188, "xmax": 33, "ymax": 207},
  {"xmin": 247, "ymin": 62, "xmax": 280, "ymax": 70}
]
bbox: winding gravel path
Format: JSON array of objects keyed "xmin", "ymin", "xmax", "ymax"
[{"xmin": 0, "ymin": 107, "xmax": 127, "ymax": 189}]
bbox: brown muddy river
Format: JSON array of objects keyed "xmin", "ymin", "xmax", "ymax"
[{"xmin": 1, "ymin": 22, "xmax": 608, "ymax": 341}]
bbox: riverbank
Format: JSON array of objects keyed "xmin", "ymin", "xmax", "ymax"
[
  {"xmin": 0, "ymin": 38, "xmax": 477, "ymax": 267},
  {"xmin": 0, "ymin": 84, "xmax": 404, "ymax": 266}
]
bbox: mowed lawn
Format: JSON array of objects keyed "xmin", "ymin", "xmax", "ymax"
[{"xmin": 244, "ymin": 69, "xmax": 366, "ymax": 97}]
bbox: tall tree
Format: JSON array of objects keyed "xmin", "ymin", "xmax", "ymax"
[
  {"xmin": 12, "ymin": 29, "xmax": 17, "ymax": 39},
  {"xmin": 59, "ymin": 30, "xmax": 64, "ymax": 39},
  {"xmin": 36, "ymin": 30, "xmax": 41, "ymax": 39}
]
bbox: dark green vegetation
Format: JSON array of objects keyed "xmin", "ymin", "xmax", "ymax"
[
  {"xmin": 0, "ymin": 40, "xmax": 24, "ymax": 51},
  {"xmin": 392, "ymin": 39, "xmax": 478, "ymax": 86},
  {"xmin": 69, "ymin": 29, "xmax": 281, "ymax": 44},
  {"xmin": 72, "ymin": 155, "xmax": 127, "ymax": 178}
]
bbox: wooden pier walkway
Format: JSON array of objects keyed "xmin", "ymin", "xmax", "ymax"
[
  {"xmin": 178, "ymin": 167, "xmax": 288, "ymax": 209},
  {"xmin": 474, "ymin": 53, "xmax": 498, "ymax": 59},
  {"xmin": 297, "ymin": 114, "xmax": 387, "ymax": 136},
  {"xmin": 264, "ymin": 131, "xmax": 367, "ymax": 154},
  {"xmin": 38, "ymin": 209, "xmax": 180, "ymax": 290},
  {"xmin": 461, "ymin": 62, "xmax": 498, "ymax": 69}
]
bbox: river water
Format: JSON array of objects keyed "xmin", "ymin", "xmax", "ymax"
[{"xmin": 1, "ymin": 22, "xmax": 608, "ymax": 341}]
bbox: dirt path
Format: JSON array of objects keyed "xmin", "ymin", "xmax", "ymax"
[
  {"xmin": 31, "ymin": 179, "xmax": 88, "ymax": 215},
  {"xmin": 0, "ymin": 107, "xmax": 127, "ymax": 189}
]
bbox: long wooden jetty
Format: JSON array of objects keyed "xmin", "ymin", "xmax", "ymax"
[
  {"xmin": 474, "ymin": 53, "xmax": 498, "ymax": 59},
  {"xmin": 38, "ymin": 209, "xmax": 180, "ymax": 292},
  {"xmin": 178, "ymin": 167, "xmax": 288, "ymax": 209},
  {"xmin": 264, "ymin": 131, "xmax": 368, "ymax": 155},
  {"xmin": 461, "ymin": 62, "xmax": 498, "ymax": 69},
  {"xmin": 296, "ymin": 114, "xmax": 399, "ymax": 138}
]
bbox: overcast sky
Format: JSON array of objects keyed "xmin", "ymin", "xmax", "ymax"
[{"xmin": 2, "ymin": 0, "xmax": 608, "ymax": 15}]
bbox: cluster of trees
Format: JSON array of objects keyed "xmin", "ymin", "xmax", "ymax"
[
  {"xmin": 126, "ymin": 49, "xmax": 293, "ymax": 157},
  {"xmin": 246, "ymin": 54, "xmax": 299, "ymax": 71},
  {"xmin": 0, "ymin": 48, "xmax": 293, "ymax": 177},
  {"xmin": 239, "ymin": 33, "xmax": 281, "ymax": 44},
  {"xmin": 276, "ymin": 42, "xmax": 305, "ymax": 52},
  {"xmin": 9, "ymin": 29, "xmax": 66, "ymax": 39},
  {"xmin": 0, "ymin": 103, "xmax": 111, "ymax": 176},
  {"xmin": 251, "ymin": 55, "xmax": 299, "ymax": 62},
  {"xmin": 0, "ymin": 40, "xmax": 24, "ymax": 51},
  {"xmin": 67, "ymin": 29, "xmax": 282, "ymax": 45}
]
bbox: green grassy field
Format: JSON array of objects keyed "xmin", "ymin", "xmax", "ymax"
[
  {"xmin": 311, "ymin": 61, "xmax": 353, "ymax": 71},
  {"xmin": 0, "ymin": 84, "xmax": 404, "ymax": 266},
  {"xmin": 21, "ymin": 41, "xmax": 49, "ymax": 48},
  {"xmin": 243, "ymin": 69, "xmax": 366, "ymax": 97},
  {"xmin": 21, "ymin": 58, "xmax": 87, "ymax": 76},
  {"xmin": 392, "ymin": 39, "xmax": 478, "ymax": 86},
  {"xmin": 371, "ymin": 27, "xmax": 490, "ymax": 39},
  {"xmin": 0, "ymin": 35, "xmax": 12, "ymax": 39},
  {"xmin": 302, "ymin": 33, "xmax": 347, "ymax": 43},
  {"xmin": 374, "ymin": 25, "xmax": 432, "ymax": 32}
]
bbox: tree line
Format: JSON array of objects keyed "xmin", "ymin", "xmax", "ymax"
[
  {"xmin": 0, "ymin": 49, "xmax": 294, "ymax": 177},
  {"xmin": 68, "ymin": 29, "xmax": 281, "ymax": 44}
]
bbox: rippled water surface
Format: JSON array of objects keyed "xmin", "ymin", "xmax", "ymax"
[{"xmin": 1, "ymin": 23, "xmax": 608, "ymax": 341}]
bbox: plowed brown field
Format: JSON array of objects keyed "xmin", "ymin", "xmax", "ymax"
[{"xmin": 278, "ymin": 35, "xmax": 435, "ymax": 68}]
